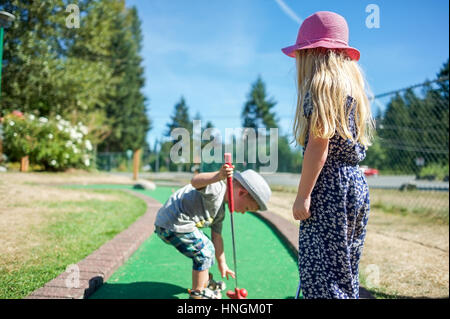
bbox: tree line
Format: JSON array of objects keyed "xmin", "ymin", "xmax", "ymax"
[
  {"xmin": 363, "ymin": 60, "xmax": 449, "ymax": 178},
  {"xmin": 1, "ymin": 1, "xmax": 446, "ymax": 176},
  {"xmin": 152, "ymin": 76, "xmax": 303, "ymax": 173},
  {"xmin": 155, "ymin": 60, "xmax": 449, "ymax": 176},
  {"xmin": 0, "ymin": 0, "xmax": 150, "ymax": 153}
]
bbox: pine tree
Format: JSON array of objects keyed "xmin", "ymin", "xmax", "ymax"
[
  {"xmin": 241, "ymin": 76, "xmax": 278, "ymax": 170},
  {"xmin": 166, "ymin": 96, "xmax": 192, "ymax": 136},
  {"xmin": 379, "ymin": 93, "xmax": 411, "ymax": 172},
  {"xmin": 165, "ymin": 96, "xmax": 192, "ymax": 171},
  {"xmin": 97, "ymin": 3, "xmax": 150, "ymax": 152},
  {"xmin": 242, "ymin": 76, "xmax": 278, "ymax": 130},
  {"xmin": 436, "ymin": 59, "xmax": 449, "ymax": 100}
]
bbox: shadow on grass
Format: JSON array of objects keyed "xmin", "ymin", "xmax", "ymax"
[
  {"xmin": 89, "ymin": 281, "xmax": 187, "ymax": 299},
  {"xmin": 368, "ymin": 289, "xmax": 444, "ymax": 299}
]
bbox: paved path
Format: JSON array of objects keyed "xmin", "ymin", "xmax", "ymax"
[{"xmin": 112, "ymin": 172, "xmax": 449, "ymax": 191}]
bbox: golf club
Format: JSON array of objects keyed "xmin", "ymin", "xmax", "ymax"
[{"xmin": 224, "ymin": 153, "xmax": 248, "ymax": 299}]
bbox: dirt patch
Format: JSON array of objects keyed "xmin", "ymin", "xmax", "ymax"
[
  {"xmin": 361, "ymin": 231, "xmax": 449, "ymax": 298},
  {"xmin": 267, "ymin": 191, "xmax": 299, "ymax": 227},
  {"xmin": 0, "ymin": 172, "xmax": 135, "ymax": 272},
  {"xmin": 1, "ymin": 171, "xmax": 133, "ymax": 186}
]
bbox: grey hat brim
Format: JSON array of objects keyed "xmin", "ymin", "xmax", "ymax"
[{"xmin": 233, "ymin": 171, "xmax": 268, "ymax": 211}]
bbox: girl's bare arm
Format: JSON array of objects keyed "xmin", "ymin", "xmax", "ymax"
[
  {"xmin": 298, "ymin": 134, "xmax": 329, "ymax": 198},
  {"xmin": 293, "ymin": 134, "xmax": 329, "ymax": 220}
]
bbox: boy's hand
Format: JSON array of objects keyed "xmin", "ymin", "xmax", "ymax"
[
  {"xmin": 218, "ymin": 261, "xmax": 236, "ymax": 280},
  {"xmin": 219, "ymin": 164, "xmax": 234, "ymax": 180},
  {"xmin": 292, "ymin": 195, "xmax": 311, "ymax": 221}
]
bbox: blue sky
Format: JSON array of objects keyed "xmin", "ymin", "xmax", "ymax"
[{"xmin": 126, "ymin": 0, "xmax": 449, "ymax": 149}]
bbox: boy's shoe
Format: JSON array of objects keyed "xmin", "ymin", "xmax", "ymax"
[
  {"xmin": 206, "ymin": 273, "xmax": 226, "ymax": 291},
  {"xmin": 189, "ymin": 288, "xmax": 222, "ymax": 299}
]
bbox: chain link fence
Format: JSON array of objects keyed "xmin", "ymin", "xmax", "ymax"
[
  {"xmin": 94, "ymin": 77, "xmax": 449, "ymax": 221},
  {"xmin": 96, "ymin": 151, "xmax": 152, "ymax": 172},
  {"xmin": 363, "ymin": 76, "xmax": 449, "ymax": 221}
]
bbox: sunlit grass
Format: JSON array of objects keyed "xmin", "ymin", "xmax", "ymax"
[{"xmin": 0, "ymin": 189, "xmax": 146, "ymax": 299}]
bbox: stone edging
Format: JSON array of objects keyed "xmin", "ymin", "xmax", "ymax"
[{"xmin": 25, "ymin": 190, "xmax": 162, "ymax": 299}]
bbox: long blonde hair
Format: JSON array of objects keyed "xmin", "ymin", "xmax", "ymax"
[{"xmin": 293, "ymin": 48, "xmax": 374, "ymax": 147}]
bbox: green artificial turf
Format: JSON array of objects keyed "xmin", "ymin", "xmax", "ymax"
[{"xmin": 84, "ymin": 184, "xmax": 299, "ymax": 299}]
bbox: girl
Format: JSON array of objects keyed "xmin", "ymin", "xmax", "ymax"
[{"xmin": 281, "ymin": 11, "xmax": 375, "ymax": 298}]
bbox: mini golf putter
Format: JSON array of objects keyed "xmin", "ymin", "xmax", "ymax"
[{"xmin": 224, "ymin": 153, "xmax": 248, "ymax": 300}]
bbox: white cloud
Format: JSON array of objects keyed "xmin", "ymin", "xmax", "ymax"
[{"xmin": 274, "ymin": 0, "xmax": 302, "ymax": 25}]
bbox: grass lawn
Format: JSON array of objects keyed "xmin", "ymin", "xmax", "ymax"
[{"xmin": 0, "ymin": 173, "xmax": 147, "ymax": 299}]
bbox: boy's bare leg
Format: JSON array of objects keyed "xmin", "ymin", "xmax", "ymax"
[{"xmin": 192, "ymin": 269, "xmax": 209, "ymax": 291}]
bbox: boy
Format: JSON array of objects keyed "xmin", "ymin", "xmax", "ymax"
[{"xmin": 154, "ymin": 164, "xmax": 271, "ymax": 299}]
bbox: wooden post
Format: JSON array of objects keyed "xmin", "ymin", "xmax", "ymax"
[
  {"xmin": 20, "ymin": 155, "xmax": 29, "ymax": 172},
  {"xmin": 133, "ymin": 149, "xmax": 141, "ymax": 181}
]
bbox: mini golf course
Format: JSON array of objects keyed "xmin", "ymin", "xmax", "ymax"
[{"xmin": 69, "ymin": 184, "xmax": 300, "ymax": 299}]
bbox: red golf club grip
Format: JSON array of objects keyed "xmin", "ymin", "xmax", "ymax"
[{"xmin": 224, "ymin": 153, "xmax": 234, "ymax": 213}]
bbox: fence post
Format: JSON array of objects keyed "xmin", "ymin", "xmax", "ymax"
[
  {"xmin": 0, "ymin": 137, "xmax": 3, "ymax": 165},
  {"xmin": 133, "ymin": 149, "xmax": 141, "ymax": 181},
  {"xmin": 20, "ymin": 156, "xmax": 28, "ymax": 172}
]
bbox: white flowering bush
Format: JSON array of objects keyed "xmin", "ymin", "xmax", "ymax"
[{"xmin": 1, "ymin": 111, "xmax": 93, "ymax": 171}]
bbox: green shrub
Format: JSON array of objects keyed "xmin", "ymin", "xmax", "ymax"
[
  {"xmin": 1, "ymin": 112, "xmax": 93, "ymax": 171},
  {"xmin": 419, "ymin": 163, "xmax": 449, "ymax": 181}
]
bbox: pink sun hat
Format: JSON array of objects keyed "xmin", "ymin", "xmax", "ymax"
[{"xmin": 281, "ymin": 11, "xmax": 360, "ymax": 61}]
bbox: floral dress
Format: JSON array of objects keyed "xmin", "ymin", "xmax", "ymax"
[{"xmin": 298, "ymin": 93, "xmax": 370, "ymax": 299}]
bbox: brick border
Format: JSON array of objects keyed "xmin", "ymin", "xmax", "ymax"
[
  {"xmin": 26, "ymin": 190, "xmax": 162, "ymax": 299},
  {"xmin": 253, "ymin": 210, "xmax": 375, "ymax": 299}
]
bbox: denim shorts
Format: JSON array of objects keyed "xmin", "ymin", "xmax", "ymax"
[{"xmin": 155, "ymin": 226, "xmax": 215, "ymax": 271}]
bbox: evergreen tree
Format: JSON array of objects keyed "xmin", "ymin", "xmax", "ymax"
[
  {"xmin": 436, "ymin": 59, "xmax": 449, "ymax": 100},
  {"xmin": 165, "ymin": 96, "xmax": 192, "ymax": 171},
  {"xmin": 1, "ymin": 1, "xmax": 150, "ymax": 151},
  {"xmin": 97, "ymin": 3, "xmax": 150, "ymax": 152},
  {"xmin": 379, "ymin": 93, "xmax": 411, "ymax": 172},
  {"xmin": 277, "ymin": 135, "xmax": 302, "ymax": 172},
  {"xmin": 0, "ymin": 1, "xmax": 67, "ymax": 115},
  {"xmin": 241, "ymin": 76, "xmax": 278, "ymax": 170},
  {"xmin": 242, "ymin": 76, "xmax": 278, "ymax": 130},
  {"xmin": 377, "ymin": 60, "xmax": 449, "ymax": 174},
  {"xmin": 166, "ymin": 96, "xmax": 192, "ymax": 136}
]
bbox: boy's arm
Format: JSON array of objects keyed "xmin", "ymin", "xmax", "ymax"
[
  {"xmin": 211, "ymin": 231, "xmax": 226, "ymax": 264},
  {"xmin": 211, "ymin": 231, "xmax": 235, "ymax": 279},
  {"xmin": 293, "ymin": 134, "xmax": 329, "ymax": 221},
  {"xmin": 191, "ymin": 164, "xmax": 233, "ymax": 190}
]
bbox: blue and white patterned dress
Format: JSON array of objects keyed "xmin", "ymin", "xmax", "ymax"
[{"xmin": 298, "ymin": 93, "xmax": 370, "ymax": 299}]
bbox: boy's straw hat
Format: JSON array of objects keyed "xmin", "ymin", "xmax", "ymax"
[
  {"xmin": 234, "ymin": 170, "xmax": 271, "ymax": 211},
  {"xmin": 281, "ymin": 11, "xmax": 360, "ymax": 61}
]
